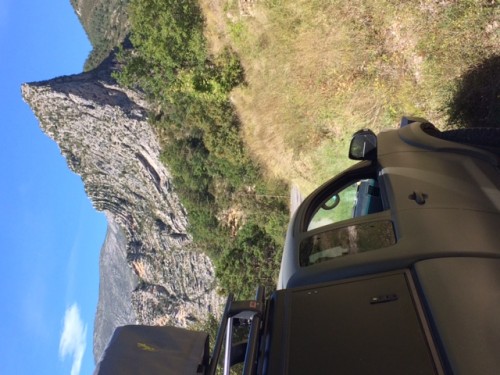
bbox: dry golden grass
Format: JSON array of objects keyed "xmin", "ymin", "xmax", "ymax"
[{"xmin": 200, "ymin": 0, "xmax": 500, "ymax": 194}]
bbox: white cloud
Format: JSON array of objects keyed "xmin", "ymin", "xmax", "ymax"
[{"xmin": 59, "ymin": 304, "xmax": 87, "ymax": 375}]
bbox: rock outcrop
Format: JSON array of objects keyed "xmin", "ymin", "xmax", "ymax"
[
  {"xmin": 93, "ymin": 215, "xmax": 137, "ymax": 362},
  {"xmin": 21, "ymin": 54, "xmax": 223, "ymax": 363}
]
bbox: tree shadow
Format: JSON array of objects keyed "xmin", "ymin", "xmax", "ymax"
[{"xmin": 447, "ymin": 55, "xmax": 500, "ymax": 128}]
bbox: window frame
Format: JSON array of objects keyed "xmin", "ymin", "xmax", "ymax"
[
  {"xmin": 301, "ymin": 161, "xmax": 387, "ymax": 232},
  {"xmin": 297, "ymin": 161, "xmax": 396, "ymax": 267}
]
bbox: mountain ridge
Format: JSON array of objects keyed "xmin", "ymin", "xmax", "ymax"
[
  {"xmin": 70, "ymin": 0, "xmax": 130, "ymax": 70},
  {"xmin": 93, "ymin": 214, "xmax": 137, "ymax": 363},
  {"xmin": 22, "ymin": 52, "xmax": 223, "ymax": 363}
]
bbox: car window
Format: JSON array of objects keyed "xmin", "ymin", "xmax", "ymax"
[
  {"xmin": 307, "ymin": 178, "xmax": 384, "ymax": 231},
  {"xmin": 299, "ymin": 220, "xmax": 396, "ymax": 266}
]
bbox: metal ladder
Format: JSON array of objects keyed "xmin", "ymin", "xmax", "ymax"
[{"xmin": 207, "ymin": 287, "xmax": 265, "ymax": 375}]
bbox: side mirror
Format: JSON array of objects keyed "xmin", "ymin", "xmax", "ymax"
[{"xmin": 349, "ymin": 129, "xmax": 377, "ymax": 160}]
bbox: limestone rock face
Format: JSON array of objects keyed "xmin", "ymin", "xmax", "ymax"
[
  {"xmin": 93, "ymin": 215, "xmax": 137, "ymax": 362},
  {"xmin": 21, "ymin": 55, "xmax": 223, "ymax": 363}
]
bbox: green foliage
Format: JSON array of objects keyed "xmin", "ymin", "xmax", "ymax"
[
  {"xmin": 119, "ymin": 0, "xmax": 289, "ymax": 295},
  {"xmin": 116, "ymin": 0, "xmax": 206, "ymax": 97},
  {"xmin": 215, "ymin": 221, "xmax": 282, "ymax": 299},
  {"xmin": 71, "ymin": 0, "xmax": 131, "ymax": 70},
  {"xmin": 214, "ymin": 47, "xmax": 246, "ymax": 93}
]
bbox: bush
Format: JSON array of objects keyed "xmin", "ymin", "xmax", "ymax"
[
  {"xmin": 215, "ymin": 222, "xmax": 282, "ymax": 298},
  {"xmin": 118, "ymin": 0, "xmax": 289, "ymax": 296}
]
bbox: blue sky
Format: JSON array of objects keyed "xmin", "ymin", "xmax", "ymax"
[{"xmin": 0, "ymin": 1, "xmax": 107, "ymax": 374}]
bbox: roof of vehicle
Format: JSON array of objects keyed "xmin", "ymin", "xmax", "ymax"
[{"xmin": 279, "ymin": 121, "xmax": 500, "ymax": 289}]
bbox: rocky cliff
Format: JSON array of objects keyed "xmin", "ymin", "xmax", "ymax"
[
  {"xmin": 93, "ymin": 215, "xmax": 137, "ymax": 362},
  {"xmin": 21, "ymin": 54, "xmax": 223, "ymax": 363}
]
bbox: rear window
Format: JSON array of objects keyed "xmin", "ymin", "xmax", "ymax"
[{"xmin": 299, "ymin": 220, "xmax": 396, "ymax": 266}]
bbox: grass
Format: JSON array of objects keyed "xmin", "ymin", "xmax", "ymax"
[
  {"xmin": 200, "ymin": 0, "xmax": 500, "ymax": 192},
  {"xmin": 116, "ymin": 0, "xmax": 498, "ymax": 297},
  {"xmin": 118, "ymin": 0, "xmax": 290, "ymax": 298}
]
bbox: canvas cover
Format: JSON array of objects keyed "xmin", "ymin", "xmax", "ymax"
[{"xmin": 94, "ymin": 325, "xmax": 209, "ymax": 375}]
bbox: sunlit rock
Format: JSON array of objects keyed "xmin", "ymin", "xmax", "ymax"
[{"xmin": 22, "ymin": 53, "xmax": 223, "ymax": 364}]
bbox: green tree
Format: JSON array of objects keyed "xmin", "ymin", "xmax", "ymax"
[{"xmin": 117, "ymin": 0, "xmax": 288, "ymax": 296}]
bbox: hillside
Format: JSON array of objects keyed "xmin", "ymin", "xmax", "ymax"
[
  {"xmin": 49, "ymin": 0, "xmax": 499, "ymax": 363},
  {"xmin": 71, "ymin": 0, "xmax": 499, "ymax": 192},
  {"xmin": 70, "ymin": 0, "xmax": 130, "ymax": 70},
  {"xmin": 200, "ymin": 0, "xmax": 500, "ymax": 194},
  {"xmin": 93, "ymin": 217, "xmax": 137, "ymax": 363},
  {"xmin": 22, "ymin": 53, "xmax": 223, "ymax": 363},
  {"xmin": 64, "ymin": 0, "xmax": 500, "ymax": 304}
]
